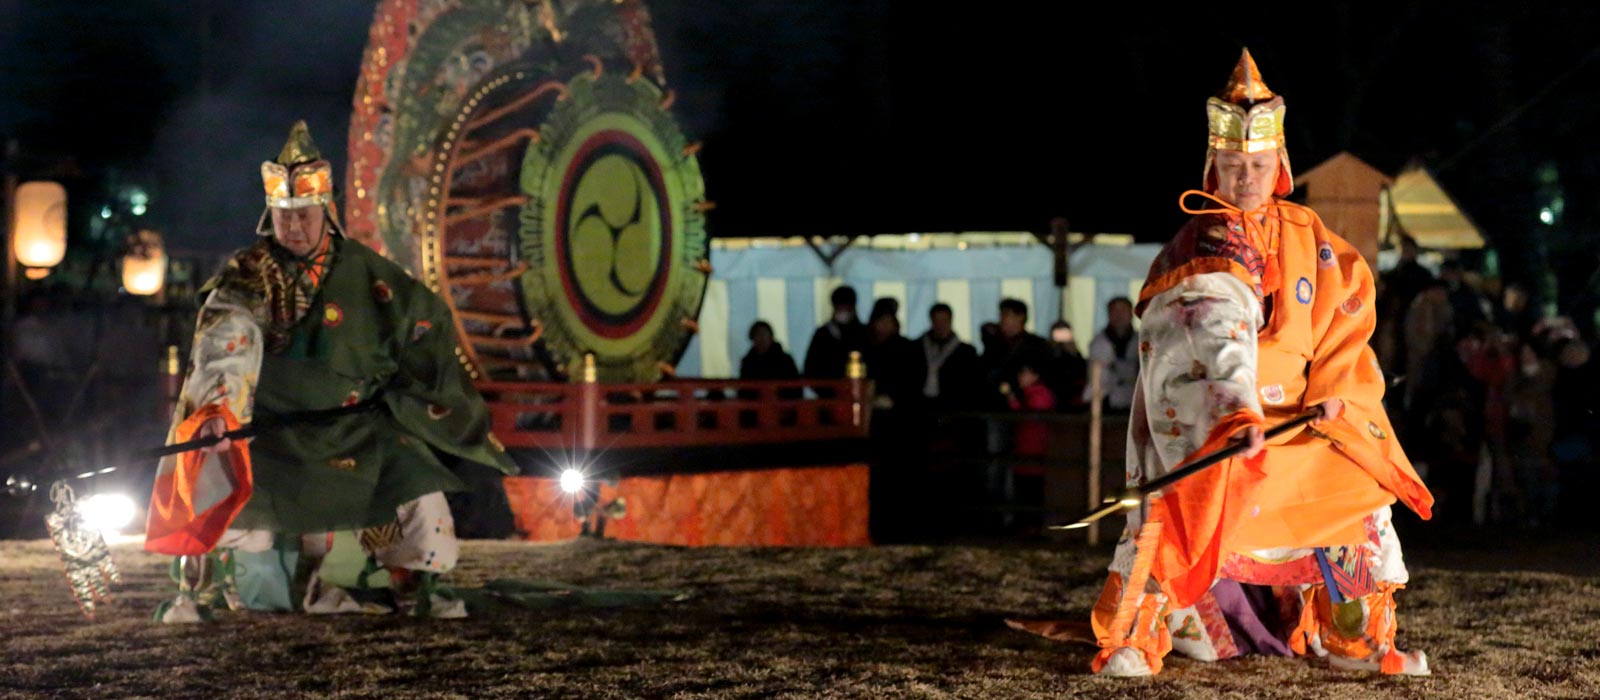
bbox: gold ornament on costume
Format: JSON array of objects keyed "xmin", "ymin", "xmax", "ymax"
[
  {"xmin": 261, "ymin": 122, "xmax": 334, "ymax": 208},
  {"xmin": 262, "ymin": 164, "xmax": 289, "ymax": 199},
  {"xmin": 1217, "ymin": 49, "xmax": 1275, "ymax": 104},
  {"xmin": 277, "ymin": 120, "xmax": 321, "ymax": 166},
  {"xmin": 1205, "ymin": 49, "xmax": 1285, "ymax": 153},
  {"xmin": 1202, "ymin": 48, "xmax": 1295, "ymax": 196},
  {"xmin": 257, "ymin": 120, "xmax": 345, "ymax": 236}
]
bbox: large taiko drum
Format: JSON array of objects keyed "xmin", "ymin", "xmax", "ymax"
[{"xmin": 346, "ymin": 0, "xmax": 709, "ymax": 383}]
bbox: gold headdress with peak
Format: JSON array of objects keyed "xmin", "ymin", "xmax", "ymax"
[
  {"xmin": 256, "ymin": 121, "xmax": 343, "ymax": 236},
  {"xmin": 1203, "ymin": 49, "xmax": 1294, "ymax": 197}
]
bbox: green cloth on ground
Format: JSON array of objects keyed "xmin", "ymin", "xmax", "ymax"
[
  {"xmin": 315, "ymin": 531, "xmax": 391, "ymax": 590},
  {"xmin": 230, "ymin": 538, "xmax": 299, "ymax": 612}
]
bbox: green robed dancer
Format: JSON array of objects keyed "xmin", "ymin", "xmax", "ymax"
[{"xmin": 146, "ymin": 121, "xmax": 517, "ymax": 622}]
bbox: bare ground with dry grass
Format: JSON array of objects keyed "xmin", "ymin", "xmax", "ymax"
[{"xmin": 2, "ymin": 538, "xmax": 1598, "ymax": 699}]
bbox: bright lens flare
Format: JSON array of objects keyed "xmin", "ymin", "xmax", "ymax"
[
  {"xmin": 78, "ymin": 494, "xmax": 137, "ymax": 534},
  {"xmin": 559, "ymin": 468, "xmax": 585, "ymax": 494}
]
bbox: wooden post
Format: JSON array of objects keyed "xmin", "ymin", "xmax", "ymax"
[
  {"xmin": 578, "ymin": 353, "xmax": 599, "ymax": 450},
  {"xmin": 1087, "ymin": 361, "xmax": 1103, "ymax": 545},
  {"xmin": 1, "ymin": 141, "xmax": 18, "ymax": 417},
  {"xmin": 847, "ymin": 350, "xmax": 868, "ymax": 431},
  {"xmin": 161, "ymin": 345, "xmax": 181, "ymax": 422},
  {"xmin": 1049, "ymin": 216, "xmax": 1070, "ymax": 291}
]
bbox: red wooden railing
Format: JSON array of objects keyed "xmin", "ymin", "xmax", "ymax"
[{"xmin": 476, "ymin": 356, "xmax": 873, "ymax": 450}]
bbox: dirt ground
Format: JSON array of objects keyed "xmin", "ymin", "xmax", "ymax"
[{"xmin": 2, "ymin": 536, "xmax": 1597, "ymax": 700}]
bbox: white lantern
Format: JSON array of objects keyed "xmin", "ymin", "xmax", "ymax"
[
  {"xmin": 122, "ymin": 230, "xmax": 167, "ymax": 296},
  {"xmin": 13, "ymin": 181, "xmax": 67, "ymax": 268}
]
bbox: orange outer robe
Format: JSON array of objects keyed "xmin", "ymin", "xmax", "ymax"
[{"xmin": 1129, "ymin": 203, "xmax": 1433, "ymax": 610}]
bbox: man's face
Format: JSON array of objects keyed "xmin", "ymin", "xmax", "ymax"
[
  {"xmin": 999, "ymin": 309, "xmax": 1025, "ymax": 338},
  {"xmin": 930, "ymin": 310, "xmax": 953, "ymax": 339},
  {"xmin": 833, "ymin": 303, "xmax": 857, "ymax": 324},
  {"xmin": 751, "ymin": 326, "xmax": 773, "ymax": 353},
  {"xmin": 271, "ymin": 206, "xmax": 326, "ymax": 258},
  {"xmin": 871, "ymin": 315, "xmax": 899, "ymax": 342},
  {"xmin": 1108, "ymin": 302, "xmax": 1133, "ymax": 333},
  {"xmin": 1213, "ymin": 149, "xmax": 1280, "ymax": 213}
]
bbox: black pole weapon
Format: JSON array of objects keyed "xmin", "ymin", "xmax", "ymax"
[
  {"xmin": 3, "ymin": 393, "xmax": 386, "ymax": 495},
  {"xmin": 1051, "ymin": 410, "xmax": 1320, "ymax": 531}
]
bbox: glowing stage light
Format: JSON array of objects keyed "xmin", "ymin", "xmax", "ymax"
[
  {"xmin": 559, "ymin": 468, "xmax": 585, "ymax": 494},
  {"xmin": 78, "ymin": 494, "xmax": 137, "ymax": 534}
]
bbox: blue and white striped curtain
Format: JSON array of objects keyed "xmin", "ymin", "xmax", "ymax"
[{"xmin": 677, "ymin": 243, "xmax": 1161, "ymax": 378}]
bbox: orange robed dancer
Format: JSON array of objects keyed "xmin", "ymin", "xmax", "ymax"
[{"xmin": 1089, "ymin": 50, "xmax": 1434, "ymax": 677}]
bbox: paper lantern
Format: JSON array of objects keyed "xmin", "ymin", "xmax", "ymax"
[
  {"xmin": 13, "ymin": 181, "xmax": 67, "ymax": 268},
  {"xmin": 122, "ymin": 230, "xmax": 167, "ymax": 296}
]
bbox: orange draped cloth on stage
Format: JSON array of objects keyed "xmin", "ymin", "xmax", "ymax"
[{"xmin": 504, "ymin": 464, "xmax": 871, "ymax": 547}]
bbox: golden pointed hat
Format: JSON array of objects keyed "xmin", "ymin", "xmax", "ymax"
[
  {"xmin": 256, "ymin": 121, "xmax": 343, "ymax": 236},
  {"xmin": 1203, "ymin": 49, "xmax": 1294, "ymax": 197}
]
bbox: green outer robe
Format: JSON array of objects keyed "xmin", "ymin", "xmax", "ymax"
[{"xmin": 204, "ymin": 236, "xmax": 517, "ymax": 534}]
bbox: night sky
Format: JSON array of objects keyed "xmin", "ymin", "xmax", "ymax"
[{"xmin": 3, "ymin": 1, "xmax": 1598, "ymax": 287}]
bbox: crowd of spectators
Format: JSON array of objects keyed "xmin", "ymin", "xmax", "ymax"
[
  {"xmin": 744, "ymin": 284, "xmax": 1134, "ymax": 419},
  {"xmin": 740, "ymin": 285, "xmax": 1137, "ymax": 535},
  {"xmin": 1375, "ymin": 236, "xmax": 1597, "ymax": 529}
]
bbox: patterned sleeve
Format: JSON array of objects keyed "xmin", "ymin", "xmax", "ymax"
[
  {"xmin": 175, "ymin": 285, "xmax": 264, "ymax": 426},
  {"xmin": 1132, "ymin": 270, "xmax": 1266, "ymax": 475},
  {"xmin": 1138, "ymin": 216, "xmax": 1266, "ymax": 318},
  {"xmin": 151, "ymin": 285, "xmax": 265, "ymax": 486}
]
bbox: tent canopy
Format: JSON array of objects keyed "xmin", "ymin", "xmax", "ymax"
[
  {"xmin": 679, "ymin": 233, "xmax": 1158, "ymax": 378},
  {"xmin": 1384, "ymin": 165, "xmax": 1486, "ymax": 249}
]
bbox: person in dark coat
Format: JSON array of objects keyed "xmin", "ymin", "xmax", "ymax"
[
  {"xmin": 864, "ymin": 298, "xmax": 922, "ymax": 410},
  {"xmin": 1046, "ymin": 320, "xmax": 1089, "ymax": 412},
  {"xmin": 1380, "ymin": 235, "xmax": 1435, "ymax": 333},
  {"xmin": 803, "ymin": 285, "xmax": 868, "ymax": 379},
  {"xmin": 981, "ymin": 298, "xmax": 1052, "ymax": 408},
  {"xmin": 916, "ymin": 302, "xmax": 981, "ymax": 410},
  {"xmin": 740, "ymin": 321, "xmax": 799, "ymax": 380}
]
